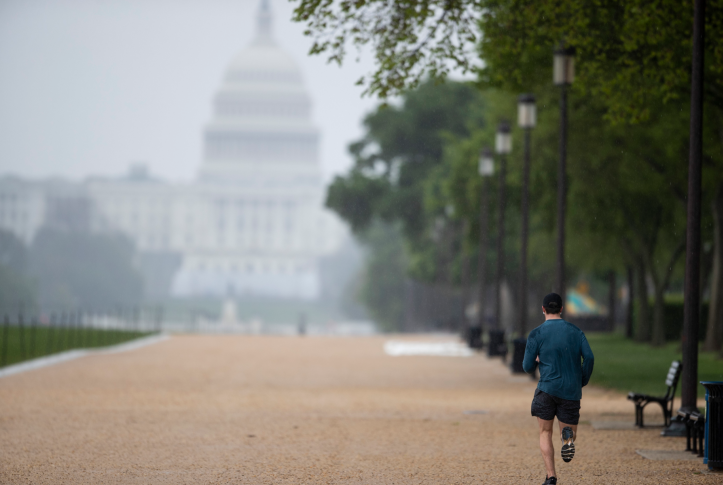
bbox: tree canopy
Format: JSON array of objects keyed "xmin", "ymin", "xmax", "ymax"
[
  {"xmin": 293, "ymin": 0, "xmax": 723, "ymax": 120},
  {"xmin": 297, "ymin": 0, "xmax": 723, "ymax": 348},
  {"xmin": 326, "ymin": 80, "xmax": 485, "ymax": 245},
  {"xmin": 0, "ymin": 229, "xmax": 36, "ymax": 314},
  {"xmin": 292, "ymin": 0, "xmax": 482, "ymax": 98}
]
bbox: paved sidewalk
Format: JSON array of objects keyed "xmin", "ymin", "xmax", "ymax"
[{"xmin": 0, "ymin": 335, "xmax": 714, "ymax": 484}]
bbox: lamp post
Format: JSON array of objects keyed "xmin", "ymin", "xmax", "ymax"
[
  {"xmin": 517, "ymin": 94, "xmax": 536, "ymax": 337},
  {"xmin": 476, "ymin": 148, "xmax": 494, "ymax": 344},
  {"xmin": 681, "ymin": 0, "xmax": 706, "ymax": 418},
  {"xmin": 494, "ymin": 121, "xmax": 512, "ymax": 337},
  {"xmin": 660, "ymin": 0, "xmax": 706, "ymax": 439},
  {"xmin": 553, "ymin": 45, "xmax": 575, "ymax": 304}
]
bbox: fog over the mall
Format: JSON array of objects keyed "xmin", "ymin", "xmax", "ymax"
[
  {"xmin": 0, "ymin": 0, "xmax": 382, "ymax": 331},
  {"xmin": 0, "ymin": 0, "xmax": 377, "ymax": 182}
]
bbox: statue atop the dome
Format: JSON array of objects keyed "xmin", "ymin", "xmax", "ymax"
[{"xmin": 254, "ymin": 0, "xmax": 273, "ymax": 45}]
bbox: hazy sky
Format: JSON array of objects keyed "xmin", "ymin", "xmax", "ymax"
[{"xmin": 0, "ymin": 0, "xmax": 379, "ymax": 183}]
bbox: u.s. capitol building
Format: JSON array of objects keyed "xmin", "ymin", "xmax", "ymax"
[{"xmin": 0, "ymin": 1, "xmax": 346, "ymax": 300}]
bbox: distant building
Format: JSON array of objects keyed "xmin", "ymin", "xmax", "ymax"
[{"xmin": 0, "ymin": 0, "xmax": 346, "ymax": 300}]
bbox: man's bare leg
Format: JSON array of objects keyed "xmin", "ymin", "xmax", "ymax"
[{"xmin": 537, "ymin": 418, "xmax": 556, "ymax": 479}]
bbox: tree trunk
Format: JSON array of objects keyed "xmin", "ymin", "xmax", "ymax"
[
  {"xmin": 647, "ymin": 239, "xmax": 685, "ymax": 347},
  {"xmin": 635, "ymin": 259, "xmax": 651, "ymax": 342},
  {"xmin": 626, "ymin": 265, "xmax": 634, "ymax": 338},
  {"xmin": 608, "ymin": 271, "xmax": 616, "ymax": 332},
  {"xmin": 651, "ymin": 287, "xmax": 666, "ymax": 346},
  {"xmin": 704, "ymin": 189, "xmax": 723, "ymax": 352}
]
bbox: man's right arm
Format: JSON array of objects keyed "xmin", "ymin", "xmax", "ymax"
[{"xmin": 522, "ymin": 335, "xmax": 539, "ymax": 374}]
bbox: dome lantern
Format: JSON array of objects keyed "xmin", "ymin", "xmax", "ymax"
[{"xmin": 255, "ymin": 0, "xmax": 273, "ymax": 45}]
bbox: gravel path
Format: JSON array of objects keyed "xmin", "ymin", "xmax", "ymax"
[{"xmin": 0, "ymin": 334, "xmax": 715, "ymax": 484}]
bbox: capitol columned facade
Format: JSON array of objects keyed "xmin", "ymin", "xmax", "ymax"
[{"xmin": 0, "ymin": 0, "xmax": 346, "ymax": 300}]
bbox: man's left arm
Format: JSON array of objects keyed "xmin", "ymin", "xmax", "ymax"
[
  {"xmin": 522, "ymin": 336, "xmax": 539, "ymax": 374},
  {"xmin": 580, "ymin": 334, "xmax": 594, "ymax": 387}
]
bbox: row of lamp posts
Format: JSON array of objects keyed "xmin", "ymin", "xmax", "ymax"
[
  {"xmin": 472, "ymin": 8, "xmax": 714, "ymax": 450},
  {"xmin": 474, "ymin": 46, "xmax": 574, "ymax": 374}
]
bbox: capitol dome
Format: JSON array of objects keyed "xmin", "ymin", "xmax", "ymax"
[
  {"xmin": 224, "ymin": 43, "xmax": 303, "ymax": 86},
  {"xmin": 199, "ymin": 0, "xmax": 318, "ymax": 183},
  {"xmin": 221, "ymin": 0, "xmax": 305, "ymax": 90}
]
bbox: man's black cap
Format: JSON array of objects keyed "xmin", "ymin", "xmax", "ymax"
[{"xmin": 543, "ymin": 293, "xmax": 563, "ymax": 309}]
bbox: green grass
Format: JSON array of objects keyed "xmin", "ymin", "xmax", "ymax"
[
  {"xmin": 0, "ymin": 325, "xmax": 151, "ymax": 368},
  {"xmin": 586, "ymin": 333, "xmax": 723, "ymax": 399}
]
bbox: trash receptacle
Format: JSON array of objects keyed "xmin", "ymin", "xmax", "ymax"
[
  {"xmin": 487, "ymin": 330, "xmax": 505, "ymax": 357},
  {"xmin": 510, "ymin": 337, "xmax": 527, "ymax": 374},
  {"xmin": 467, "ymin": 325, "xmax": 483, "ymax": 349},
  {"xmin": 702, "ymin": 381, "xmax": 723, "ymax": 470}
]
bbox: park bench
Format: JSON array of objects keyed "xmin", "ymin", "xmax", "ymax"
[
  {"xmin": 627, "ymin": 360, "xmax": 682, "ymax": 427},
  {"xmin": 677, "ymin": 409, "xmax": 705, "ymax": 457}
]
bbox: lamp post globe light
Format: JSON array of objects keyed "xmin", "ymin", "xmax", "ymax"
[
  {"xmin": 518, "ymin": 94, "xmax": 537, "ymax": 129},
  {"xmin": 515, "ymin": 94, "xmax": 535, "ymax": 372},
  {"xmin": 495, "ymin": 121, "xmax": 512, "ymax": 155},
  {"xmin": 553, "ymin": 46, "xmax": 575, "ymax": 86},
  {"xmin": 475, "ymin": 147, "xmax": 494, "ymax": 349},
  {"xmin": 490, "ymin": 122, "xmax": 511, "ymax": 357},
  {"xmin": 478, "ymin": 147, "xmax": 494, "ymax": 177},
  {"xmin": 553, "ymin": 45, "xmax": 574, "ymax": 306}
]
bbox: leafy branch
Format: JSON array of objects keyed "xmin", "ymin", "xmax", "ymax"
[{"xmin": 292, "ymin": 0, "xmax": 484, "ymax": 98}]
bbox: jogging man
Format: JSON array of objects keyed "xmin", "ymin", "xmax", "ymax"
[{"xmin": 523, "ymin": 293, "xmax": 594, "ymax": 485}]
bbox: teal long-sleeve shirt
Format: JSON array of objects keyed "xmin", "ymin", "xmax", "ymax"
[{"xmin": 522, "ymin": 318, "xmax": 595, "ymax": 401}]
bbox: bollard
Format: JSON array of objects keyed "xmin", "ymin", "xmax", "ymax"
[
  {"xmin": 677, "ymin": 410, "xmax": 692, "ymax": 452},
  {"xmin": 510, "ymin": 337, "xmax": 527, "ymax": 374},
  {"xmin": 298, "ymin": 313, "xmax": 306, "ymax": 336},
  {"xmin": 487, "ymin": 330, "xmax": 506, "ymax": 357},
  {"xmin": 702, "ymin": 381, "xmax": 723, "ymax": 471},
  {"xmin": 467, "ymin": 325, "xmax": 483, "ymax": 349},
  {"xmin": 155, "ymin": 306, "xmax": 163, "ymax": 334},
  {"xmin": 693, "ymin": 413, "xmax": 706, "ymax": 458}
]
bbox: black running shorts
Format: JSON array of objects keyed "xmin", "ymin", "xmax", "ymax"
[{"xmin": 531, "ymin": 389, "xmax": 581, "ymax": 425}]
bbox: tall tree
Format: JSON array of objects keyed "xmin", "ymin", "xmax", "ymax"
[
  {"xmin": 0, "ymin": 229, "xmax": 36, "ymax": 313},
  {"xmin": 437, "ymin": 88, "xmax": 690, "ymax": 343},
  {"xmin": 326, "ymin": 80, "xmax": 486, "ymax": 284},
  {"xmin": 356, "ymin": 221, "xmax": 408, "ymax": 331},
  {"xmin": 296, "ymin": 0, "xmax": 723, "ymax": 345},
  {"xmin": 29, "ymin": 228, "xmax": 144, "ymax": 310}
]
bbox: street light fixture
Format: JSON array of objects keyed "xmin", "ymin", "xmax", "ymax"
[
  {"xmin": 518, "ymin": 94, "xmax": 536, "ymax": 337},
  {"xmin": 553, "ymin": 45, "xmax": 574, "ymax": 305},
  {"xmin": 553, "ymin": 46, "xmax": 575, "ymax": 86},
  {"xmin": 496, "ymin": 121, "xmax": 512, "ymax": 155},
  {"xmin": 475, "ymin": 147, "xmax": 494, "ymax": 348},
  {"xmin": 494, "ymin": 121, "xmax": 511, "ymax": 343},
  {"xmin": 506, "ymin": 94, "xmax": 537, "ymax": 374},
  {"xmin": 518, "ymin": 94, "xmax": 537, "ymax": 129},
  {"xmin": 478, "ymin": 147, "xmax": 494, "ymax": 177}
]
